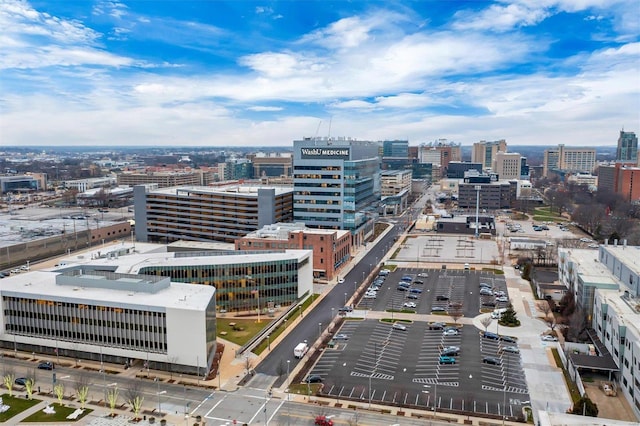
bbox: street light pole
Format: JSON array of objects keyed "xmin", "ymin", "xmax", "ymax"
[
  {"xmin": 267, "ymin": 334, "xmax": 270, "ymax": 351},
  {"xmin": 344, "ymin": 292, "xmax": 347, "ymax": 305},
  {"xmin": 318, "ymin": 323, "xmax": 322, "ymax": 342}
]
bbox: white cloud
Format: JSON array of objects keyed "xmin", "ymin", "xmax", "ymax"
[{"xmin": 247, "ymin": 106, "xmax": 283, "ymax": 112}]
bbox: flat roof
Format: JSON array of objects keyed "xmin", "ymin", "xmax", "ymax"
[
  {"xmin": 149, "ymin": 184, "xmax": 293, "ymax": 197},
  {"xmin": 0, "ymin": 270, "xmax": 214, "ymax": 311},
  {"xmin": 601, "ymin": 245, "xmax": 640, "ymax": 277},
  {"xmin": 597, "ymin": 289, "xmax": 640, "ymax": 337},
  {"xmin": 53, "ymin": 244, "xmax": 311, "ymax": 275}
]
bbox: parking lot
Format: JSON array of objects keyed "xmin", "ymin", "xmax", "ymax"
[{"xmin": 306, "ymin": 268, "xmax": 530, "ymax": 419}]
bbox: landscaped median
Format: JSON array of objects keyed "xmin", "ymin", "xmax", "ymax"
[{"xmin": 0, "ymin": 394, "xmax": 40, "ymax": 422}]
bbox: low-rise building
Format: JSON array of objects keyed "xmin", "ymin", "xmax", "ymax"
[
  {"xmin": 0, "ymin": 267, "xmax": 216, "ymax": 375},
  {"xmin": 236, "ymin": 223, "xmax": 350, "ymax": 281}
]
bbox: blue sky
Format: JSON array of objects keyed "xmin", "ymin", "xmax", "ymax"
[{"xmin": 1, "ymin": 0, "xmax": 638, "ymax": 147}]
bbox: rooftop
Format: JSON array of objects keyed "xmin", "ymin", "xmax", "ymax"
[{"xmin": 149, "ymin": 184, "xmax": 293, "ymax": 197}]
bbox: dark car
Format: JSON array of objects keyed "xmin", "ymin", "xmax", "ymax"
[
  {"xmin": 397, "ymin": 286, "xmax": 409, "ymax": 291},
  {"xmin": 15, "ymin": 377, "xmax": 28, "ymax": 386},
  {"xmin": 400, "ymin": 276, "xmax": 413, "ymax": 282},
  {"xmin": 306, "ymin": 375, "xmax": 323, "ymax": 383},
  {"xmin": 482, "ymin": 300, "xmax": 496, "ymax": 307},
  {"xmin": 413, "ymin": 279, "xmax": 424, "ymax": 285},
  {"xmin": 441, "ymin": 348, "xmax": 459, "ymax": 356},
  {"xmin": 482, "ymin": 331, "xmax": 500, "ymax": 340},
  {"xmin": 482, "ymin": 356, "xmax": 502, "ymax": 365},
  {"xmin": 0, "ymin": 272, "xmax": 7, "ymax": 278},
  {"xmin": 409, "ymin": 288, "xmax": 423, "ymax": 294},
  {"xmin": 500, "ymin": 335, "xmax": 517, "ymax": 343},
  {"xmin": 406, "ymin": 293, "xmax": 419, "ymax": 299},
  {"xmin": 38, "ymin": 361, "xmax": 55, "ymax": 370},
  {"xmin": 428, "ymin": 322, "xmax": 445, "ymax": 330},
  {"xmin": 435, "ymin": 295, "xmax": 449, "ymax": 301}
]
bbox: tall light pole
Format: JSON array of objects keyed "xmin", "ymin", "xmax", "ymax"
[
  {"xmin": 318, "ymin": 323, "xmax": 322, "ymax": 342},
  {"xmin": 286, "ymin": 360, "xmax": 291, "ymax": 426},
  {"xmin": 344, "ymin": 292, "xmax": 347, "ymax": 305},
  {"xmin": 267, "ymin": 334, "xmax": 271, "ymax": 351},
  {"xmin": 475, "ymin": 185, "xmax": 481, "ymax": 238}
]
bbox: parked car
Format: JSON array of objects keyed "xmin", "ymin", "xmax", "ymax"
[
  {"xmin": 501, "ymin": 346, "xmax": 520, "ymax": 354},
  {"xmin": 306, "ymin": 375, "xmax": 323, "ymax": 383},
  {"xmin": 337, "ymin": 278, "xmax": 345, "ymax": 284},
  {"xmin": 482, "ymin": 300, "xmax": 496, "ymax": 307},
  {"xmin": 38, "ymin": 361, "xmax": 54, "ymax": 370},
  {"xmin": 541, "ymin": 335, "xmax": 558, "ymax": 342},
  {"xmin": 482, "ymin": 331, "xmax": 500, "ymax": 340},
  {"xmin": 400, "ymin": 275, "xmax": 413, "ymax": 282},
  {"xmin": 339, "ymin": 306, "xmax": 353, "ymax": 313},
  {"xmin": 479, "ymin": 282, "xmax": 492, "ymax": 289},
  {"xmin": 428, "ymin": 322, "xmax": 445, "ymax": 330},
  {"xmin": 435, "ymin": 295, "xmax": 449, "ymax": 301},
  {"xmin": 482, "ymin": 356, "xmax": 502, "ymax": 365},
  {"xmin": 392, "ymin": 323, "xmax": 407, "ymax": 331},
  {"xmin": 496, "ymin": 296, "xmax": 509, "ymax": 303},
  {"xmin": 500, "ymin": 335, "xmax": 517, "ymax": 343},
  {"xmin": 413, "ymin": 280, "xmax": 424, "ymax": 285},
  {"xmin": 494, "ymin": 290, "xmax": 506, "ymax": 297},
  {"xmin": 418, "ymin": 273, "xmax": 429, "ymax": 278},
  {"xmin": 397, "ymin": 281, "xmax": 411, "ymax": 287},
  {"xmin": 406, "ymin": 293, "xmax": 419, "ymax": 299},
  {"xmin": 441, "ymin": 348, "xmax": 459, "ymax": 356},
  {"xmin": 431, "ymin": 307, "xmax": 446, "ymax": 312},
  {"xmin": 439, "ymin": 356, "xmax": 456, "ymax": 364},
  {"xmin": 333, "ymin": 334, "xmax": 349, "ymax": 341},
  {"xmin": 443, "ymin": 329, "xmax": 459, "ymax": 336},
  {"xmin": 480, "ymin": 288, "xmax": 494, "ymax": 296},
  {"xmin": 409, "ymin": 288, "xmax": 423, "ymax": 294},
  {"xmin": 396, "ymin": 286, "xmax": 409, "ymax": 292},
  {"xmin": 364, "ymin": 293, "xmax": 377, "ymax": 299},
  {"xmin": 403, "ymin": 302, "xmax": 417, "ymax": 308},
  {"xmin": 14, "ymin": 377, "xmax": 28, "ymax": 386}
]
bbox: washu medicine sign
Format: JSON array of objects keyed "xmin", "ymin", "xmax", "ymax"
[{"xmin": 301, "ymin": 147, "xmax": 350, "ymax": 159}]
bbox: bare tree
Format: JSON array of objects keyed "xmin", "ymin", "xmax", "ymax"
[
  {"xmin": 107, "ymin": 387, "xmax": 119, "ymax": 417},
  {"xmin": 3, "ymin": 369, "xmax": 15, "ymax": 397},
  {"xmin": 125, "ymin": 383, "xmax": 144, "ymax": 420},
  {"xmin": 74, "ymin": 373, "xmax": 90, "ymax": 409},
  {"xmin": 244, "ymin": 356, "xmax": 253, "ymax": 376},
  {"xmin": 565, "ymin": 308, "xmax": 588, "ymax": 342},
  {"xmin": 480, "ymin": 316, "xmax": 493, "ymax": 332},
  {"xmin": 537, "ymin": 301, "xmax": 557, "ymax": 332},
  {"xmin": 54, "ymin": 383, "xmax": 65, "ymax": 404},
  {"xmin": 448, "ymin": 303, "xmax": 464, "ymax": 325}
]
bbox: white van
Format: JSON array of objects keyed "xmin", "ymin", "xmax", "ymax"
[
  {"xmin": 464, "ymin": 263, "xmax": 470, "ymax": 270},
  {"xmin": 491, "ymin": 308, "xmax": 507, "ymax": 319}
]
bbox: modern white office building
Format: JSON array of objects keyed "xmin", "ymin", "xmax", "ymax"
[{"xmin": 0, "ymin": 268, "xmax": 216, "ymax": 375}]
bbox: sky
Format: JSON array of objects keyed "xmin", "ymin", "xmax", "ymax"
[{"xmin": 1, "ymin": 0, "xmax": 639, "ymax": 148}]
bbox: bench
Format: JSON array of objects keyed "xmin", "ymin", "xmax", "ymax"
[{"xmin": 219, "ymin": 331, "xmax": 228, "ymax": 336}]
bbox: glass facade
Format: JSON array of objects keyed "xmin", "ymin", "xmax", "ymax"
[{"xmin": 139, "ymin": 258, "xmax": 306, "ymax": 312}]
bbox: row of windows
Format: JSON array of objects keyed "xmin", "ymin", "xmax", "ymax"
[{"xmin": 4, "ymin": 311, "xmax": 166, "ymax": 333}]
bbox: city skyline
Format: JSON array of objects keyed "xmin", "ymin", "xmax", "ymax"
[{"xmin": 1, "ymin": 0, "xmax": 639, "ymax": 147}]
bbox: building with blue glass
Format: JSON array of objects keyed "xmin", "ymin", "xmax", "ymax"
[{"xmin": 293, "ymin": 138, "xmax": 381, "ymax": 246}]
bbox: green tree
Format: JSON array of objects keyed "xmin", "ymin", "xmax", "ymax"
[
  {"xmin": 499, "ymin": 302, "xmax": 520, "ymax": 327},
  {"xmin": 571, "ymin": 396, "xmax": 598, "ymax": 417}
]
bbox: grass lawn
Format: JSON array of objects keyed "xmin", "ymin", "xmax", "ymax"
[
  {"xmin": 216, "ymin": 318, "xmax": 272, "ymax": 346},
  {"xmin": 532, "ymin": 206, "xmax": 562, "ymax": 222},
  {"xmin": 22, "ymin": 402, "xmax": 92, "ymax": 422},
  {"xmin": 0, "ymin": 394, "xmax": 41, "ymax": 422},
  {"xmin": 288, "ymin": 383, "xmax": 322, "ymax": 395}
]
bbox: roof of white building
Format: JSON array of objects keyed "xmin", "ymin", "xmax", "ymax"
[
  {"xmin": 52, "ymin": 243, "xmax": 311, "ymax": 275},
  {"xmin": 596, "ymin": 289, "xmax": 640, "ymax": 338},
  {"xmin": 561, "ymin": 248, "xmax": 619, "ymax": 286},
  {"xmin": 601, "ymin": 244, "xmax": 640, "ymax": 277},
  {"xmin": 0, "ymin": 269, "xmax": 214, "ymax": 311},
  {"xmin": 149, "ymin": 184, "xmax": 293, "ymax": 197}
]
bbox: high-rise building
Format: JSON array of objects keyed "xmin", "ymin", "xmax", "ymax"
[
  {"xmin": 382, "ymin": 140, "xmax": 409, "ymax": 158},
  {"xmin": 493, "ymin": 152, "xmax": 522, "ymax": 180},
  {"xmin": 247, "ymin": 153, "xmax": 293, "ymax": 178},
  {"xmin": 543, "ymin": 144, "xmax": 596, "ymax": 177},
  {"xmin": 471, "ymin": 140, "xmax": 507, "ymax": 169},
  {"xmin": 293, "ymin": 137, "xmax": 380, "ymax": 246},
  {"xmin": 616, "ymin": 130, "xmax": 638, "ymax": 162}
]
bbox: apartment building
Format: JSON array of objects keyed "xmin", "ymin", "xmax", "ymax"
[
  {"xmin": 597, "ymin": 163, "xmax": 640, "ymax": 202},
  {"xmin": 133, "ymin": 183, "xmax": 293, "ymax": 244},
  {"xmin": 558, "ymin": 242, "xmax": 640, "ymax": 420},
  {"xmin": 543, "ymin": 144, "xmax": 596, "ymax": 177}
]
